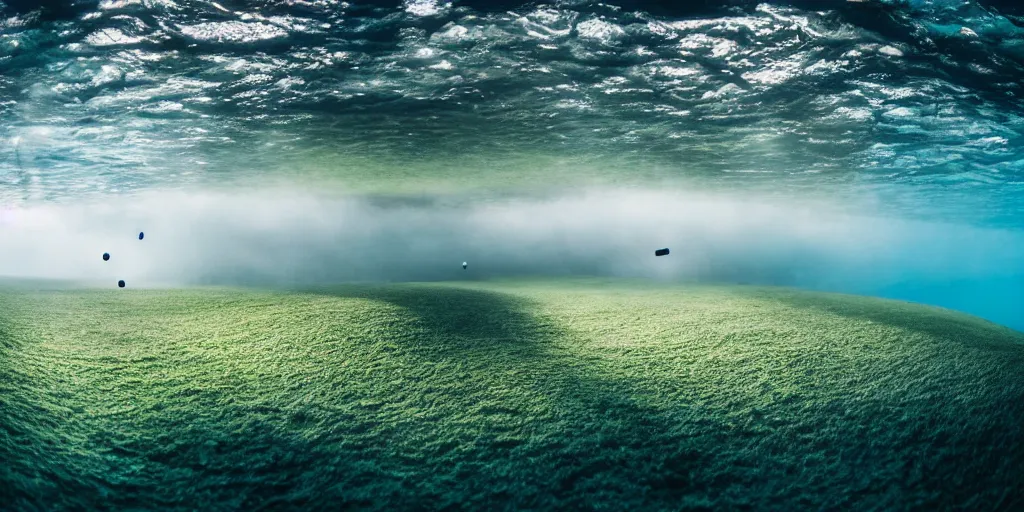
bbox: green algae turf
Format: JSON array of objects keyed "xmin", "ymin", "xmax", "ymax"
[{"xmin": 1, "ymin": 279, "xmax": 1023, "ymax": 510}]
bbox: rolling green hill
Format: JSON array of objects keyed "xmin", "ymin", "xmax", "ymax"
[{"xmin": 2, "ymin": 279, "xmax": 1022, "ymax": 510}]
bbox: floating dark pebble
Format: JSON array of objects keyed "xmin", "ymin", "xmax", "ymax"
[
  {"xmin": 102, "ymin": 252, "xmax": 110, "ymax": 261},
  {"xmin": 462, "ymin": 261, "xmax": 468, "ymax": 270},
  {"xmin": 118, "ymin": 280, "xmax": 125, "ymax": 288},
  {"xmin": 655, "ymin": 248, "xmax": 670, "ymax": 257},
  {"xmin": 138, "ymin": 232, "xmax": 144, "ymax": 240}
]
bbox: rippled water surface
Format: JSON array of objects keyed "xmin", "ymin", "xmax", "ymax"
[{"xmin": 1, "ymin": 0, "xmax": 1023, "ymax": 327}]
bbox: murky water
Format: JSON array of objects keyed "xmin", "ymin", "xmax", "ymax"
[{"xmin": 1, "ymin": 0, "xmax": 1022, "ymax": 328}]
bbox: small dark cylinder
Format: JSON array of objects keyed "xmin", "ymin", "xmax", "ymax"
[
  {"xmin": 655, "ymin": 248, "xmax": 670, "ymax": 257},
  {"xmin": 118, "ymin": 280, "xmax": 125, "ymax": 288}
]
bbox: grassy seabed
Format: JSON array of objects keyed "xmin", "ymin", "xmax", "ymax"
[{"xmin": 1, "ymin": 278, "xmax": 1022, "ymax": 510}]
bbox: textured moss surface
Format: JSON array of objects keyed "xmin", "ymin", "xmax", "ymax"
[{"xmin": 2, "ymin": 279, "xmax": 1022, "ymax": 510}]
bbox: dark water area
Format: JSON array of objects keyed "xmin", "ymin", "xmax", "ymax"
[{"xmin": 0, "ymin": 0, "xmax": 1022, "ymax": 328}]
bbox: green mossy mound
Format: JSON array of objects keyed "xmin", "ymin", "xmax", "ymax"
[{"xmin": 2, "ymin": 279, "xmax": 1022, "ymax": 510}]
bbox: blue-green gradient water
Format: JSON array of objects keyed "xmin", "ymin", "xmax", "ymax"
[{"xmin": 1, "ymin": 0, "xmax": 1023, "ymax": 329}]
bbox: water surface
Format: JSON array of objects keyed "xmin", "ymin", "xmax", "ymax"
[{"xmin": 1, "ymin": 0, "xmax": 1022, "ymax": 329}]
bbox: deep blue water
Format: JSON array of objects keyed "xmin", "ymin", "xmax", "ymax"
[{"xmin": 1, "ymin": 0, "xmax": 1022, "ymax": 329}]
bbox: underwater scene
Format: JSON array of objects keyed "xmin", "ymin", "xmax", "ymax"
[{"xmin": 2, "ymin": 0, "xmax": 1023, "ymax": 510}]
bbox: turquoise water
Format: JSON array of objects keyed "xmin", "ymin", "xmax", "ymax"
[{"xmin": 0, "ymin": 0, "xmax": 1022, "ymax": 329}]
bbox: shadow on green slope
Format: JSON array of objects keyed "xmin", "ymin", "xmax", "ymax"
[
  {"xmin": 4, "ymin": 284, "xmax": 1024, "ymax": 510},
  {"xmin": 0, "ymin": 286, "xmax": 710, "ymax": 510},
  {"xmin": 321, "ymin": 284, "xmax": 1024, "ymax": 510},
  {"xmin": 303, "ymin": 284, "xmax": 1024, "ymax": 510},
  {"xmin": 300, "ymin": 284, "xmax": 713, "ymax": 510},
  {"xmin": 769, "ymin": 289, "xmax": 1024, "ymax": 508},
  {"xmin": 773, "ymin": 290, "xmax": 1024, "ymax": 350}
]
